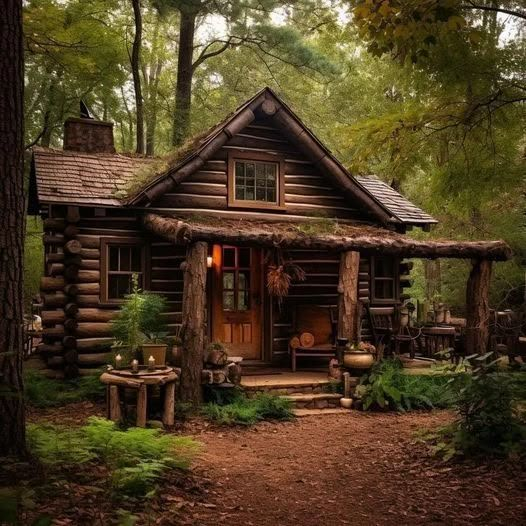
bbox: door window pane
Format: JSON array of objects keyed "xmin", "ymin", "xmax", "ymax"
[
  {"xmin": 223, "ymin": 291, "xmax": 235, "ymax": 311},
  {"xmin": 223, "ymin": 272, "xmax": 235, "ymax": 290},
  {"xmin": 238, "ymin": 248, "xmax": 250, "ymax": 268},
  {"xmin": 223, "ymin": 247, "xmax": 235, "ymax": 268},
  {"xmin": 220, "ymin": 247, "xmax": 252, "ymax": 311}
]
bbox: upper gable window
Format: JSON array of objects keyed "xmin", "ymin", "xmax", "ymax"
[
  {"xmin": 228, "ymin": 153, "xmax": 284, "ymax": 209},
  {"xmin": 235, "ymin": 160, "xmax": 277, "ymax": 203}
]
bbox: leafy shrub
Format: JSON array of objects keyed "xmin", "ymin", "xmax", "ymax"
[
  {"xmin": 24, "ymin": 369, "xmax": 105, "ymax": 408},
  {"xmin": 203, "ymin": 392, "xmax": 294, "ymax": 426},
  {"xmin": 27, "ymin": 417, "xmax": 199, "ymax": 497},
  {"xmin": 428, "ymin": 365, "xmax": 526, "ymax": 460},
  {"xmin": 356, "ymin": 359, "xmax": 455, "ymax": 411}
]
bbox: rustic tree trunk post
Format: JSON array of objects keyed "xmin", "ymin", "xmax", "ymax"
[
  {"xmin": 179, "ymin": 241, "xmax": 207, "ymax": 404},
  {"xmin": 136, "ymin": 383, "xmax": 147, "ymax": 427},
  {"xmin": 465, "ymin": 259, "xmax": 492, "ymax": 355},
  {"xmin": 0, "ymin": 0, "xmax": 26, "ymax": 457},
  {"xmin": 337, "ymin": 251, "xmax": 360, "ymax": 342},
  {"xmin": 163, "ymin": 382, "xmax": 175, "ymax": 426}
]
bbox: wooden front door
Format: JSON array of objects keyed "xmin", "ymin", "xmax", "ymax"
[{"xmin": 211, "ymin": 245, "xmax": 262, "ymax": 360}]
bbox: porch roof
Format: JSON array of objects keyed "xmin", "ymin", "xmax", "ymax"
[{"xmin": 143, "ymin": 213, "xmax": 512, "ymax": 261}]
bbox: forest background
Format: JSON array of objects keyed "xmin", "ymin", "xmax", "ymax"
[{"xmin": 23, "ymin": 0, "xmax": 526, "ymax": 312}]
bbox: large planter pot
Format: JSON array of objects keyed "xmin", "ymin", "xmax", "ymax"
[
  {"xmin": 141, "ymin": 343, "xmax": 167, "ymax": 366},
  {"xmin": 343, "ymin": 350, "xmax": 375, "ymax": 370}
]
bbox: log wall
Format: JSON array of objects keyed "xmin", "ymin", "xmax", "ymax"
[
  {"xmin": 154, "ymin": 117, "xmax": 370, "ymax": 221},
  {"xmin": 38, "ymin": 204, "xmax": 185, "ymax": 377}
]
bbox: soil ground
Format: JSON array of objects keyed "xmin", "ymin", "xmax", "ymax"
[{"xmin": 6, "ymin": 403, "xmax": 525, "ymax": 525}]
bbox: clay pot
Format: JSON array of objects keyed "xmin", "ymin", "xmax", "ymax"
[
  {"xmin": 141, "ymin": 343, "xmax": 167, "ymax": 366},
  {"xmin": 340, "ymin": 397, "xmax": 353, "ymax": 409},
  {"xmin": 343, "ymin": 350, "xmax": 375, "ymax": 370}
]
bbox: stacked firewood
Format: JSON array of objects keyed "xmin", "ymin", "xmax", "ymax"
[{"xmin": 201, "ymin": 348, "xmax": 242, "ymax": 386}]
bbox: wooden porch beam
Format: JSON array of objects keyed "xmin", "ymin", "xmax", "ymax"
[
  {"xmin": 465, "ymin": 259, "xmax": 492, "ymax": 355},
  {"xmin": 143, "ymin": 214, "xmax": 512, "ymax": 261},
  {"xmin": 179, "ymin": 241, "xmax": 208, "ymax": 404},
  {"xmin": 337, "ymin": 251, "xmax": 360, "ymax": 343}
]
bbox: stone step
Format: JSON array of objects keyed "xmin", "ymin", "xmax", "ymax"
[
  {"xmin": 281, "ymin": 392, "xmax": 343, "ymax": 410},
  {"xmin": 293, "ymin": 407, "xmax": 350, "ymax": 417}
]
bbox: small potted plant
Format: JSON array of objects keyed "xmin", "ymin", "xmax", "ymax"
[
  {"xmin": 343, "ymin": 341, "xmax": 376, "ymax": 370},
  {"xmin": 111, "ymin": 274, "xmax": 169, "ymax": 366}
]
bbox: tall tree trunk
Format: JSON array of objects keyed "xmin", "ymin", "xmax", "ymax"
[
  {"xmin": 131, "ymin": 0, "xmax": 144, "ymax": 154},
  {"xmin": 0, "ymin": 0, "xmax": 27, "ymax": 457},
  {"xmin": 172, "ymin": 9, "xmax": 197, "ymax": 147},
  {"xmin": 146, "ymin": 58, "xmax": 163, "ymax": 156},
  {"xmin": 424, "ymin": 259, "xmax": 441, "ymax": 304}
]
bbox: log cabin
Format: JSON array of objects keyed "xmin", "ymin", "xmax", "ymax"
[{"xmin": 28, "ymin": 87, "xmax": 512, "ymax": 379}]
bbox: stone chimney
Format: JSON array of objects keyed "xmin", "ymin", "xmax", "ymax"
[{"xmin": 63, "ymin": 117, "xmax": 115, "ymax": 154}]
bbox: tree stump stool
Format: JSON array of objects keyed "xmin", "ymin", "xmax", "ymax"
[{"xmin": 100, "ymin": 367, "xmax": 178, "ymax": 427}]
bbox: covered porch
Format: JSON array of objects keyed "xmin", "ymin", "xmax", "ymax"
[{"xmin": 143, "ymin": 213, "xmax": 512, "ymax": 402}]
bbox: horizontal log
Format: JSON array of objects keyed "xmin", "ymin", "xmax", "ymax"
[
  {"xmin": 42, "ymin": 326, "xmax": 64, "ymax": 338},
  {"xmin": 99, "ymin": 372, "xmax": 141, "ymax": 389},
  {"xmin": 36, "ymin": 342, "xmax": 63, "ymax": 354},
  {"xmin": 64, "ymin": 239, "xmax": 82, "ymax": 255},
  {"xmin": 77, "ymin": 270, "xmax": 100, "ymax": 283},
  {"xmin": 177, "ymin": 182, "xmax": 228, "ymax": 196},
  {"xmin": 80, "ymin": 260, "xmax": 99, "ymax": 271},
  {"xmin": 43, "ymin": 218, "xmax": 66, "ymax": 231},
  {"xmin": 76, "ymin": 322, "xmax": 112, "ymax": 338},
  {"xmin": 76, "ymin": 283, "xmax": 100, "ymax": 295},
  {"xmin": 49, "ymin": 263, "xmax": 64, "ymax": 276},
  {"xmin": 41, "ymin": 276, "xmax": 65, "ymax": 292},
  {"xmin": 80, "ymin": 248, "xmax": 100, "ymax": 259},
  {"xmin": 76, "ymin": 337, "xmax": 114, "ymax": 351},
  {"xmin": 46, "ymin": 355, "xmax": 64, "ymax": 367},
  {"xmin": 77, "ymin": 353, "xmax": 112, "ymax": 366},
  {"xmin": 156, "ymin": 194, "xmax": 227, "ymax": 209},
  {"xmin": 45, "ymin": 253, "xmax": 64, "ymax": 264},
  {"xmin": 41, "ymin": 310, "xmax": 65, "ymax": 325},
  {"xmin": 143, "ymin": 214, "xmax": 513, "ymax": 261},
  {"xmin": 76, "ymin": 235, "xmax": 100, "ymax": 249},
  {"xmin": 43, "ymin": 234, "xmax": 64, "ymax": 245},
  {"xmin": 77, "ymin": 295, "xmax": 101, "ymax": 307},
  {"xmin": 77, "ymin": 308, "xmax": 117, "ymax": 322}
]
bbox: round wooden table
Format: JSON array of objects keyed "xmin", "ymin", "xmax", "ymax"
[{"xmin": 100, "ymin": 367, "xmax": 178, "ymax": 428}]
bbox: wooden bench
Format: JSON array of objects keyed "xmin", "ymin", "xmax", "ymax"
[{"xmin": 291, "ymin": 343, "xmax": 335, "ymax": 372}]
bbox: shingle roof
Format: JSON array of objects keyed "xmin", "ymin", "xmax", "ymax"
[
  {"xmin": 356, "ymin": 175, "xmax": 437, "ymax": 225},
  {"xmin": 32, "ymin": 146, "xmax": 154, "ymax": 207}
]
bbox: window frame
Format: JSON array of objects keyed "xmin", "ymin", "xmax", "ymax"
[
  {"xmin": 227, "ymin": 151, "xmax": 286, "ymax": 210},
  {"xmin": 370, "ymin": 256, "xmax": 399, "ymax": 304},
  {"xmin": 100, "ymin": 237, "xmax": 149, "ymax": 304},
  {"xmin": 221, "ymin": 246, "xmax": 251, "ymax": 312}
]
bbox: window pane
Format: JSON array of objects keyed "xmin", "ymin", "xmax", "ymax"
[
  {"xmin": 238, "ymin": 289, "xmax": 249, "ymax": 311},
  {"xmin": 235, "ymin": 186, "xmax": 245, "ymax": 200},
  {"xmin": 131, "ymin": 246, "xmax": 142, "ymax": 271},
  {"xmin": 109, "ymin": 274, "xmax": 132, "ymax": 300},
  {"xmin": 223, "ymin": 271, "xmax": 235, "ymax": 290},
  {"xmin": 223, "ymin": 247, "xmax": 235, "ymax": 268},
  {"xmin": 375, "ymin": 258, "xmax": 394, "ymax": 278},
  {"xmin": 223, "ymin": 291, "xmax": 235, "ymax": 311},
  {"xmin": 109, "ymin": 246, "xmax": 119, "ymax": 271},
  {"xmin": 120, "ymin": 247, "xmax": 131, "ymax": 271},
  {"xmin": 238, "ymin": 248, "xmax": 250, "ymax": 268},
  {"xmin": 375, "ymin": 280, "xmax": 394, "ymax": 300},
  {"xmin": 267, "ymin": 188, "xmax": 276, "ymax": 202},
  {"xmin": 238, "ymin": 271, "xmax": 250, "ymax": 291}
]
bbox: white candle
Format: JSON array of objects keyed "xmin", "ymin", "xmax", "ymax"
[
  {"xmin": 131, "ymin": 359, "xmax": 139, "ymax": 372},
  {"xmin": 115, "ymin": 354, "xmax": 122, "ymax": 368},
  {"xmin": 148, "ymin": 355, "xmax": 155, "ymax": 370}
]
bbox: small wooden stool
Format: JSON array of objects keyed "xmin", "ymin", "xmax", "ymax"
[{"xmin": 100, "ymin": 367, "xmax": 178, "ymax": 427}]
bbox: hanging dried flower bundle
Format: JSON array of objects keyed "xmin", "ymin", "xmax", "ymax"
[{"xmin": 266, "ymin": 249, "xmax": 306, "ymax": 304}]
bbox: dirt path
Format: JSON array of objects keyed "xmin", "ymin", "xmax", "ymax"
[{"xmin": 187, "ymin": 411, "xmax": 525, "ymax": 526}]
